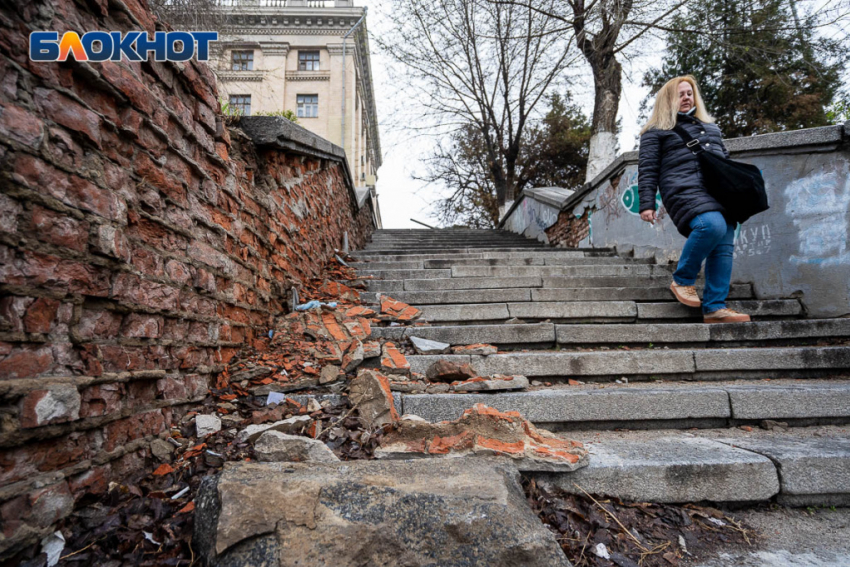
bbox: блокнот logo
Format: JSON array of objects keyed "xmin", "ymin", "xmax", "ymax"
[{"xmin": 30, "ymin": 31, "xmax": 218, "ymax": 62}]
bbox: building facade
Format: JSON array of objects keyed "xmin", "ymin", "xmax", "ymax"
[{"xmin": 212, "ymin": 0, "xmax": 381, "ymax": 202}]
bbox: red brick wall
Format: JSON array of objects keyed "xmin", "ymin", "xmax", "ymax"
[
  {"xmin": 0, "ymin": 0, "xmax": 373, "ymax": 556},
  {"xmin": 545, "ymin": 209, "xmax": 591, "ymax": 248}
]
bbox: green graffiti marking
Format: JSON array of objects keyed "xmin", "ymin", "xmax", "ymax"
[{"xmin": 622, "ymin": 185, "xmax": 662, "ymax": 215}]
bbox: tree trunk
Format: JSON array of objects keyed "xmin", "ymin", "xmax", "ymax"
[{"xmin": 585, "ymin": 53, "xmax": 622, "ymax": 183}]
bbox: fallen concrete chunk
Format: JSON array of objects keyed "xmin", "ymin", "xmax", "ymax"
[
  {"xmin": 361, "ymin": 340, "xmax": 381, "ymax": 358},
  {"xmin": 319, "ymin": 364, "xmax": 341, "ymax": 384},
  {"xmin": 380, "ymin": 342, "xmax": 411, "ymax": 375},
  {"xmin": 349, "ymin": 369, "xmax": 399, "ymax": 428},
  {"xmin": 451, "ymin": 343, "xmax": 498, "ymax": 355},
  {"xmin": 254, "ymin": 431, "xmax": 339, "ymax": 463},
  {"xmin": 195, "ymin": 414, "xmax": 222, "ymax": 437},
  {"xmin": 376, "ymin": 403, "xmax": 588, "ymax": 472},
  {"xmin": 409, "ymin": 336, "xmax": 451, "ymax": 355},
  {"xmin": 236, "ymin": 415, "xmax": 312, "ymax": 443},
  {"xmin": 194, "ymin": 459, "xmax": 570, "ymax": 567},
  {"xmin": 425, "ymin": 359, "xmax": 477, "ymax": 382},
  {"xmin": 380, "ymin": 295, "xmax": 422, "ymax": 321},
  {"xmin": 341, "ymin": 339, "xmax": 364, "ymax": 373},
  {"xmin": 452, "ymin": 375, "xmax": 529, "ymax": 392}
]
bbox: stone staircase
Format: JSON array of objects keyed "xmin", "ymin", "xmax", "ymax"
[{"xmin": 356, "ymin": 228, "xmax": 850, "ymax": 505}]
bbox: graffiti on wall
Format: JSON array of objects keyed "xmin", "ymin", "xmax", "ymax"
[
  {"xmin": 784, "ymin": 167, "xmax": 850, "ymax": 266},
  {"xmin": 733, "ymin": 223, "xmax": 771, "ymax": 258}
]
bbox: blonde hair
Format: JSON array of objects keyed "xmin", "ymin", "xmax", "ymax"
[{"xmin": 640, "ymin": 75, "xmax": 714, "ymax": 135}]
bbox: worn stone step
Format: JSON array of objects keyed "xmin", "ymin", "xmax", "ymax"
[
  {"xmin": 376, "ymin": 322, "xmax": 556, "ymax": 346},
  {"xmin": 408, "ymin": 299, "xmax": 803, "ymax": 324},
  {"xmin": 535, "ymin": 427, "xmax": 850, "ymax": 506},
  {"xmin": 364, "ymin": 243, "xmax": 547, "ymax": 251},
  {"xmin": 533, "ymin": 284, "xmax": 755, "ymax": 301},
  {"xmin": 422, "ymin": 257, "xmax": 654, "ymax": 268},
  {"xmin": 637, "ymin": 300, "xmax": 803, "ymax": 319},
  {"xmin": 508, "ymin": 302, "xmax": 637, "ymax": 321},
  {"xmin": 534, "ymin": 434, "xmax": 780, "ymax": 503},
  {"xmin": 452, "ymin": 265, "xmax": 670, "ymax": 278},
  {"xmin": 350, "ymin": 249, "xmax": 616, "ymax": 259},
  {"xmin": 540, "ymin": 275, "xmax": 682, "ymax": 288},
  {"xmin": 362, "ymin": 288, "xmax": 532, "ymax": 305},
  {"xmin": 405, "ymin": 346, "xmax": 850, "ymax": 378},
  {"xmin": 350, "ymin": 261, "xmax": 426, "ymax": 270},
  {"xmin": 357, "ymin": 269, "xmax": 452, "ymax": 280},
  {"xmin": 555, "ymin": 319, "xmax": 850, "ymax": 344},
  {"xmin": 399, "ymin": 380, "xmax": 850, "ymax": 426},
  {"xmin": 365, "ymin": 285, "xmax": 755, "ymax": 305},
  {"xmin": 398, "ymin": 277, "xmax": 544, "ymax": 292}
]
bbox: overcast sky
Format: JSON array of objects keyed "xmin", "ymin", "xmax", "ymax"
[{"xmin": 362, "ymin": 0, "xmax": 849, "ymax": 229}]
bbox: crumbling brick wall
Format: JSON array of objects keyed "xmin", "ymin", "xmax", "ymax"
[
  {"xmin": 0, "ymin": 0, "xmax": 374, "ymax": 556},
  {"xmin": 545, "ymin": 209, "xmax": 592, "ymax": 248}
]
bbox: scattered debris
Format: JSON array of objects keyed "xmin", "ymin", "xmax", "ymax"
[
  {"xmin": 349, "ymin": 369, "xmax": 400, "ymax": 428},
  {"xmin": 195, "ymin": 414, "xmax": 222, "ymax": 437},
  {"xmin": 452, "ymin": 375, "xmax": 529, "ymax": 392},
  {"xmin": 254, "ymin": 431, "xmax": 340, "ymax": 463},
  {"xmin": 425, "ymin": 360, "xmax": 478, "ymax": 382},
  {"xmin": 451, "ymin": 343, "xmax": 498, "ymax": 355},
  {"xmin": 525, "ymin": 478, "xmax": 757, "ymax": 566},
  {"xmin": 380, "ymin": 342, "xmax": 411, "ymax": 375},
  {"xmin": 409, "ymin": 336, "xmax": 451, "ymax": 355},
  {"xmin": 376, "ymin": 404, "xmax": 588, "ymax": 472},
  {"xmin": 380, "ymin": 295, "xmax": 422, "ymax": 321}
]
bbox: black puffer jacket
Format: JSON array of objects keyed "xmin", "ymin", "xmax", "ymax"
[{"xmin": 638, "ymin": 113, "xmax": 730, "ymax": 236}]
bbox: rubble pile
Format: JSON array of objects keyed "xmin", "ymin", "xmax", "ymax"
[{"xmin": 32, "ymin": 255, "xmax": 584, "ymax": 565}]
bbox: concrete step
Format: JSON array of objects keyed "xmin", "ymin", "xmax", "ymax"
[
  {"xmin": 532, "ymin": 427, "xmax": 850, "ymax": 506},
  {"xmin": 531, "ymin": 284, "xmax": 755, "ymax": 301},
  {"xmin": 637, "ymin": 299, "xmax": 802, "ymax": 319},
  {"xmin": 372, "ymin": 277, "xmax": 544, "ymax": 292},
  {"xmin": 350, "ymin": 249, "xmax": 617, "ymax": 259},
  {"xmin": 451, "ymin": 265, "xmax": 671, "ymax": 278},
  {"xmin": 405, "ymin": 346, "xmax": 850, "ymax": 379},
  {"xmin": 373, "ymin": 319, "xmax": 850, "ymax": 346},
  {"xmin": 556, "ymin": 319, "xmax": 850, "ymax": 345},
  {"xmin": 364, "ymin": 243, "xmax": 547, "ymax": 250},
  {"xmin": 357, "ymin": 269, "xmax": 452, "ymax": 280},
  {"xmin": 412, "ymin": 299, "xmax": 800, "ymax": 324},
  {"xmin": 363, "ymin": 285, "xmax": 755, "ymax": 305},
  {"xmin": 422, "ymin": 257, "xmax": 655, "ymax": 268},
  {"xmin": 399, "ymin": 379, "xmax": 850, "ymax": 429}
]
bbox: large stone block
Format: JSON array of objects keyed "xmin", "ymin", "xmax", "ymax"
[
  {"xmin": 535, "ymin": 437, "xmax": 779, "ymax": 503},
  {"xmin": 194, "ymin": 459, "xmax": 572, "ymax": 567},
  {"xmin": 715, "ymin": 436, "xmax": 850, "ymax": 505}
]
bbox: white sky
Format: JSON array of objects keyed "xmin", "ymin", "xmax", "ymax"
[{"xmin": 362, "ymin": 0, "xmax": 849, "ymax": 229}]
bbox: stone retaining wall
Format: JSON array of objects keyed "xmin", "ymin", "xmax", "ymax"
[{"xmin": 0, "ymin": 0, "xmax": 374, "ymax": 556}]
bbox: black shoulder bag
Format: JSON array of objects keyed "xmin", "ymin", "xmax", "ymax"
[{"xmin": 672, "ymin": 125, "xmax": 769, "ymax": 224}]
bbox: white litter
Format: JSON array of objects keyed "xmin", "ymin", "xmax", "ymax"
[
  {"xmin": 143, "ymin": 531, "xmax": 161, "ymax": 546},
  {"xmin": 708, "ymin": 517, "xmax": 727, "ymax": 526},
  {"xmin": 266, "ymin": 392, "xmax": 287, "ymax": 405},
  {"xmin": 171, "ymin": 486, "xmax": 190, "ymax": 500},
  {"xmin": 41, "ymin": 531, "xmax": 65, "ymax": 567},
  {"xmin": 593, "ymin": 543, "xmax": 610, "ymax": 559}
]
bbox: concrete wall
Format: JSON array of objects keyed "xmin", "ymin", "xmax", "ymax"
[
  {"xmin": 500, "ymin": 187, "xmax": 574, "ymax": 243},
  {"xmin": 539, "ymin": 124, "xmax": 850, "ymax": 318}
]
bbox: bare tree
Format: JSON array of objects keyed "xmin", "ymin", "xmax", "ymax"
[
  {"xmin": 491, "ymin": 0, "xmax": 849, "ymax": 181},
  {"xmin": 376, "ymin": 0, "xmax": 575, "ymax": 207}
]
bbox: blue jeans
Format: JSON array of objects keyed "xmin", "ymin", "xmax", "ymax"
[{"xmin": 672, "ymin": 212, "xmax": 736, "ymax": 314}]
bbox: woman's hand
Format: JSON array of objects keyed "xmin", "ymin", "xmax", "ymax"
[{"xmin": 640, "ymin": 209, "xmax": 657, "ymax": 224}]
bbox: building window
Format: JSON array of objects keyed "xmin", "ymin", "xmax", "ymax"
[
  {"xmin": 229, "ymin": 95, "xmax": 251, "ymax": 116},
  {"xmin": 231, "ymin": 50, "xmax": 253, "ymax": 71},
  {"xmin": 297, "ymin": 95, "xmax": 318, "ymax": 118},
  {"xmin": 298, "ymin": 51, "xmax": 320, "ymax": 71}
]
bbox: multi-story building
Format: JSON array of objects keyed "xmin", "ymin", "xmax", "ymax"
[{"xmin": 211, "ymin": 0, "xmax": 381, "ymax": 209}]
